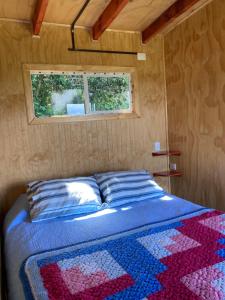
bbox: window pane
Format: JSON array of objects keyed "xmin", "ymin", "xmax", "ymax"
[
  {"xmin": 31, "ymin": 74, "xmax": 85, "ymax": 117},
  {"xmin": 87, "ymin": 75, "xmax": 131, "ymax": 112}
]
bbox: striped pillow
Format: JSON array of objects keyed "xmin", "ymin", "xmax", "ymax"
[
  {"xmin": 27, "ymin": 177, "xmax": 102, "ymax": 222},
  {"xmin": 95, "ymin": 170, "xmax": 165, "ymax": 207}
]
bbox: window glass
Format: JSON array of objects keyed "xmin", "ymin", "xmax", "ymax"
[
  {"xmin": 87, "ymin": 75, "xmax": 131, "ymax": 113},
  {"xmin": 31, "ymin": 74, "xmax": 85, "ymax": 117},
  {"xmin": 30, "ymin": 71, "xmax": 133, "ymax": 119}
]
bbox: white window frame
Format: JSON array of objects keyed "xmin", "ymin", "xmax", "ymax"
[{"xmin": 23, "ymin": 64, "xmax": 140, "ymax": 124}]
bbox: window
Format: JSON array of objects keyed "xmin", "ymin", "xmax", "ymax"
[{"xmin": 23, "ymin": 65, "xmax": 140, "ymax": 124}]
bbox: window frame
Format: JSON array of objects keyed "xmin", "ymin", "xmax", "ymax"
[{"xmin": 23, "ymin": 64, "xmax": 140, "ymax": 124}]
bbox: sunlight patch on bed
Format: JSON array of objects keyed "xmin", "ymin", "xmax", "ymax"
[
  {"xmin": 69, "ymin": 208, "xmax": 118, "ymax": 221},
  {"xmin": 5, "ymin": 209, "xmax": 28, "ymax": 233},
  {"xmin": 160, "ymin": 195, "xmax": 173, "ymax": 201},
  {"xmin": 65, "ymin": 182, "xmax": 97, "ymax": 204},
  {"xmin": 121, "ymin": 206, "xmax": 132, "ymax": 211}
]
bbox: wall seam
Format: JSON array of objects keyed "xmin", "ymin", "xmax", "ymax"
[{"xmin": 162, "ymin": 35, "xmax": 171, "ymax": 193}]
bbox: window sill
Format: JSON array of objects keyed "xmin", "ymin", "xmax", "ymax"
[{"xmin": 28, "ymin": 112, "xmax": 141, "ymax": 125}]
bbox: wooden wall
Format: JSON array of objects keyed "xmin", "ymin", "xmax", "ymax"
[
  {"xmin": 165, "ymin": 0, "xmax": 225, "ymax": 210},
  {"xmin": 0, "ymin": 21, "xmax": 169, "ymax": 215}
]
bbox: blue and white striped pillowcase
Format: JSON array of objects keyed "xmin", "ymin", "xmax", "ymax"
[
  {"xmin": 27, "ymin": 177, "xmax": 102, "ymax": 222},
  {"xmin": 95, "ymin": 170, "xmax": 165, "ymax": 207}
]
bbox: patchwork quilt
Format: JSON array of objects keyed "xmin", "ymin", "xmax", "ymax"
[{"xmin": 21, "ymin": 209, "xmax": 225, "ymax": 300}]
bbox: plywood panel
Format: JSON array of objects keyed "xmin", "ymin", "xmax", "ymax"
[
  {"xmin": 110, "ymin": 0, "xmax": 176, "ymax": 31},
  {"xmin": 165, "ymin": 0, "xmax": 225, "ymax": 210},
  {"xmin": 0, "ymin": 0, "xmax": 36, "ymax": 20},
  {"xmin": 45, "ymin": 0, "xmax": 111, "ymax": 27},
  {"xmin": 0, "ymin": 21, "xmax": 169, "ymax": 215},
  {"xmin": 0, "ymin": 0, "xmax": 176, "ymax": 30},
  {"xmin": 161, "ymin": 0, "xmax": 213, "ymax": 35},
  {"xmin": 0, "ymin": 0, "xmax": 213, "ymax": 35}
]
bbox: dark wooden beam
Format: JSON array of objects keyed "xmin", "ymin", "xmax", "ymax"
[
  {"xmin": 92, "ymin": 0, "xmax": 129, "ymax": 40},
  {"xmin": 33, "ymin": 0, "xmax": 49, "ymax": 35},
  {"xmin": 142, "ymin": 0, "xmax": 202, "ymax": 43}
]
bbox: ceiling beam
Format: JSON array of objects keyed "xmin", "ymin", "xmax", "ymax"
[
  {"xmin": 92, "ymin": 0, "xmax": 129, "ymax": 40},
  {"xmin": 142, "ymin": 0, "xmax": 203, "ymax": 43},
  {"xmin": 33, "ymin": 0, "xmax": 49, "ymax": 35}
]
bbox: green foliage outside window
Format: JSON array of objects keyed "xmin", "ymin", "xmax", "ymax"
[
  {"xmin": 31, "ymin": 73, "xmax": 131, "ymax": 118},
  {"xmin": 88, "ymin": 76, "xmax": 130, "ymax": 111},
  {"xmin": 31, "ymin": 74, "xmax": 84, "ymax": 117}
]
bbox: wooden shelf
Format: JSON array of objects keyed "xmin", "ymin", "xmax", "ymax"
[
  {"xmin": 152, "ymin": 150, "xmax": 181, "ymax": 157},
  {"xmin": 153, "ymin": 170, "xmax": 182, "ymax": 177}
]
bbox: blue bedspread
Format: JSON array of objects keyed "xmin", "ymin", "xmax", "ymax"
[{"xmin": 4, "ymin": 193, "xmax": 208, "ymax": 300}]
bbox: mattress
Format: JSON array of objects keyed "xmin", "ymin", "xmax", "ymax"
[{"xmin": 4, "ymin": 193, "xmax": 207, "ymax": 300}]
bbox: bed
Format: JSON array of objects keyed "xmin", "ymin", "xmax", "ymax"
[{"xmin": 5, "ymin": 190, "xmax": 224, "ymax": 300}]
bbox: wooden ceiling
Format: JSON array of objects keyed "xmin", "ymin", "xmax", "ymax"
[
  {"xmin": 0, "ymin": 0, "xmax": 176, "ymax": 29},
  {"xmin": 0, "ymin": 0, "xmax": 212, "ymax": 42}
]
